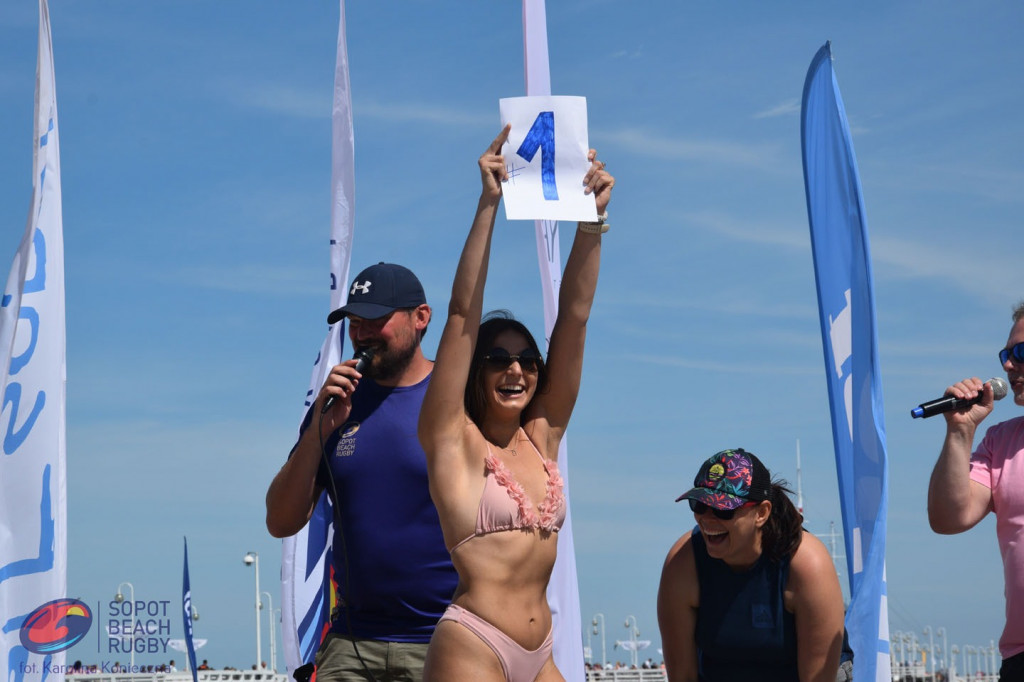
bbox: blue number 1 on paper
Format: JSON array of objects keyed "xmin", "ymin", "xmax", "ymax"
[{"xmin": 516, "ymin": 111, "xmax": 558, "ymax": 201}]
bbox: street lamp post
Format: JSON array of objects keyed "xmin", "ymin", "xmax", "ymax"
[
  {"xmin": 273, "ymin": 609, "xmax": 281, "ymax": 671},
  {"xmin": 244, "ymin": 552, "xmax": 261, "ymax": 670},
  {"xmin": 904, "ymin": 633, "xmax": 916, "ymax": 674},
  {"xmin": 261, "ymin": 591, "xmax": 277, "ymax": 672},
  {"xmin": 624, "ymin": 615, "xmax": 639, "ymax": 668},
  {"xmin": 114, "ymin": 582, "xmax": 136, "ymax": 671},
  {"xmin": 591, "ymin": 613, "xmax": 606, "ymax": 669},
  {"xmin": 937, "ymin": 627, "xmax": 947, "ymax": 674},
  {"xmin": 923, "ymin": 626, "xmax": 934, "ymax": 675}
]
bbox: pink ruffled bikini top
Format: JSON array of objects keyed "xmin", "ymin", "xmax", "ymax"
[{"xmin": 449, "ymin": 433, "xmax": 566, "ymax": 552}]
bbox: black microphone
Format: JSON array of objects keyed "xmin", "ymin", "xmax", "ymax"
[
  {"xmin": 910, "ymin": 377, "xmax": 1008, "ymax": 419},
  {"xmin": 321, "ymin": 347, "xmax": 375, "ymax": 414}
]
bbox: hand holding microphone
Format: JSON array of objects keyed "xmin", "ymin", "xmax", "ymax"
[
  {"xmin": 910, "ymin": 376, "xmax": 1008, "ymax": 419},
  {"xmin": 321, "ymin": 347, "xmax": 375, "ymax": 414}
]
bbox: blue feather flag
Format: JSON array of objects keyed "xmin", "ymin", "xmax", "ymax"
[
  {"xmin": 801, "ymin": 41, "xmax": 891, "ymax": 682},
  {"xmin": 182, "ymin": 538, "xmax": 199, "ymax": 682}
]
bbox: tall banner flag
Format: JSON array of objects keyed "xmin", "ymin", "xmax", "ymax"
[
  {"xmin": 521, "ymin": 1, "xmax": 585, "ymax": 679},
  {"xmin": 801, "ymin": 41, "xmax": 891, "ymax": 681},
  {"xmin": 281, "ymin": 0, "xmax": 354, "ymax": 673},
  {"xmin": 182, "ymin": 539, "xmax": 199, "ymax": 682},
  {"xmin": 0, "ymin": 1, "xmax": 69, "ymax": 681}
]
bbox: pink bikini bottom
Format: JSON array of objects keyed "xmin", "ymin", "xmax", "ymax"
[{"xmin": 438, "ymin": 603, "xmax": 553, "ymax": 682}]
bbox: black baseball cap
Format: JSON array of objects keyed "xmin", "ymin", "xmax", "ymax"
[{"xmin": 327, "ymin": 263, "xmax": 426, "ymax": 324}]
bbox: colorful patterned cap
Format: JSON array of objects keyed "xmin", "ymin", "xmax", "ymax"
[{"xmin": 674, "ymin": 448, "xmax": 772, "ymax": 510}]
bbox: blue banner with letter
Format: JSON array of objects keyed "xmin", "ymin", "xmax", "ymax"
[
  {"xmin": 182, "ymin": 539, "xmax": 199, "ymax": 682},
  {"xmin": 0, "ymin": 1, "xmax": 68, "ymax": 680},
  {"xmin": 281, "ymin": 0, "xmax": 353, "ymax": 672},
  {"xmin": 801, "ymin": 41, "xmax": 891, "ymax": 682}
]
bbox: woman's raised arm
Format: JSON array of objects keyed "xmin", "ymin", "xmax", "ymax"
[
  {"xmin": 418, "ymin": 126, "xmax": 510, "ymax": 456},
  {"xmin": 534, "ymin": 151, "xmax": 614, "ymax": 441}
]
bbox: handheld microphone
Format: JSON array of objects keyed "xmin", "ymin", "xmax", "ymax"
[
  {"xmin": 910, "ymin": 377, "xmax": 1008, "ymax": 419},
  {"xmin": 321, "ymin": 347, "xmax": 375, "ymax": 414}
]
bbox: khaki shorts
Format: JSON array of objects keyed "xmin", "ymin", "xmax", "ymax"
[{"xmin": 314, "ymin": 632, "xmax": 429, "ymax": 682}]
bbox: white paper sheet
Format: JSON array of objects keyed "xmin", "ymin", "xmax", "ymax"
[{"xmin": 499, "ymin": 96, "xmax": 597, "ymax": 222}]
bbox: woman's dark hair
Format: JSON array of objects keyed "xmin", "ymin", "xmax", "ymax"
[
  {"xmin": 464, "ymin": 310, "xmax": 549, "ymax": 426},
  {"xmin": 761, "ymin": 478, "xmax": 804, "ymax": 562}
]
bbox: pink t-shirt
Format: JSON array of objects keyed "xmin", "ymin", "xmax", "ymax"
[{"xmin": 970, "ymin": 414, "xmax": 1024, "ymax": 658}]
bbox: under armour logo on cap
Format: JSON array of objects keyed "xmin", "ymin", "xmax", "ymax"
[{"xmin": 327, "ymin": 263, "xmax": 427, "ymax": 324}]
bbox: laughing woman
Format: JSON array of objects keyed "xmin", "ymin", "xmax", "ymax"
[
  {"xmin": 657, "ymin": 448, "xmax": 846, "ymax": 682},
  {"xmin": 417, "ymin": 126, "xmax": 613, "ymax": 682}
]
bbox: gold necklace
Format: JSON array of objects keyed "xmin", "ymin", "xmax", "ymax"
[{"xmin": 494, "ymin": 429, "xmax": 520, "ymax": 456}]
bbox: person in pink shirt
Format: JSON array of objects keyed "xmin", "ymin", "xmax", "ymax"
[{"xmin": 928, "ymin": 301, "xmax": 1024, "ymax": 682}]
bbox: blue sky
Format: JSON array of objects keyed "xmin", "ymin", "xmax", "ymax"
[{"xmin": 1, "ymin": 0, "xmax": 1022, "ymax": 671}]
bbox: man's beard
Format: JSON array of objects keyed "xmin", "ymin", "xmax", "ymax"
[{"xmin": 364, "ymin": 338, "xmax": 417, "ymax": 382}]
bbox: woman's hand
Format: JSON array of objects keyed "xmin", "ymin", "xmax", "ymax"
[
  {"xmin": 479, "ymin": 124, "xmax": 511, "ymax": 200},
  {"xmin": 583, "ymin": 149, "xmax": 614, "ymax": 214}
]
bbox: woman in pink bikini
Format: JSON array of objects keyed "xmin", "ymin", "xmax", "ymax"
[{"xmin": 418, "ymin": 125, "xmax": 614, "ymax": 682}]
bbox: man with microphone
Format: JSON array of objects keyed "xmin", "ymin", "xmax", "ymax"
[
  {"xmin": 927, "ymin": 302, "xmax": 1024, "ymax": 682},
  {"xmin": 265, "ymin": 262, "xmax": 457, "ymax": 682}
]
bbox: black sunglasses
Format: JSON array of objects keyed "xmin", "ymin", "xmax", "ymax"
[
  {"xmin": 999, "ymin": 342, "xmax": 1024, "ymax": 366},
  {"xmin": 483, "ymin": 348, "xmax": 542, "ymax": 372},
  {"xmin": 688, "ymin": 498, "xmax": 754, "ymax": 520}
]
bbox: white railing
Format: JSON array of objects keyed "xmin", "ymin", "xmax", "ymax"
[
  {"xmin": 68, "ymin": 671, "xmax": 289, "ymax": 682},
  {"xmin": 888, "ymin": 667, "xmax": 999, "ymax": 682},
  {"xmin": 891, "ymin": 664, "xmax": 1000, "ymax": 681},
  {"xmin": 585, "ymin": 670, "xmax": 667, "ymax": 682}
]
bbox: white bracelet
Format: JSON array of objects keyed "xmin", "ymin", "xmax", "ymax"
[{"xmin": 578, "ymin": 211, "xmax": 609, "ymax": 234}]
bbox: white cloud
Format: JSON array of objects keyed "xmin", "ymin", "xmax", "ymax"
[
  {"xmin": 883, "ymin": 160, "xmax": 1024, "ymax": 206},
  {"xmin": 672, "ymin": 210, "xmax": 1017, "ymax": 305},
  {"xmin": 753, "ymin": 99, "xmax": 799, "ymax": 119},
  {"xmin": 684, "ymin": 209, "xmax": 808, "ymax": 250},
  {"xmin": 596, "ymin": 126, "xmax": 786, "ymax": 173},
  {"xmin": 355, "ymin": 99, "xmax": 491, "ymax": 128},
  {"xmin": 871, "ymin": 233, "xmax": 1016, "ymax": 303},
  {"xmin": 610, "ymin": 46, "xmax": 644, "ymax": 60},
  {"xmin": 225, "ymin": 83, "xmax": 492, "ymax": 129},
  {"xmin": 167, "ymin": 263, "xmax": 321, "ymax": 296},
  {"xmin": 627, "ymin": 353, "xmax": 815, "ymax": 375},
  {"xmin": 227, "ymin": 82, "xmax": 330, "ymax": 120}
]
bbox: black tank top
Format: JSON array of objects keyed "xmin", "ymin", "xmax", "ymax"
[{"xmin": 692, "ymin": 529, "xmax": 799, "ymax": 682}]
